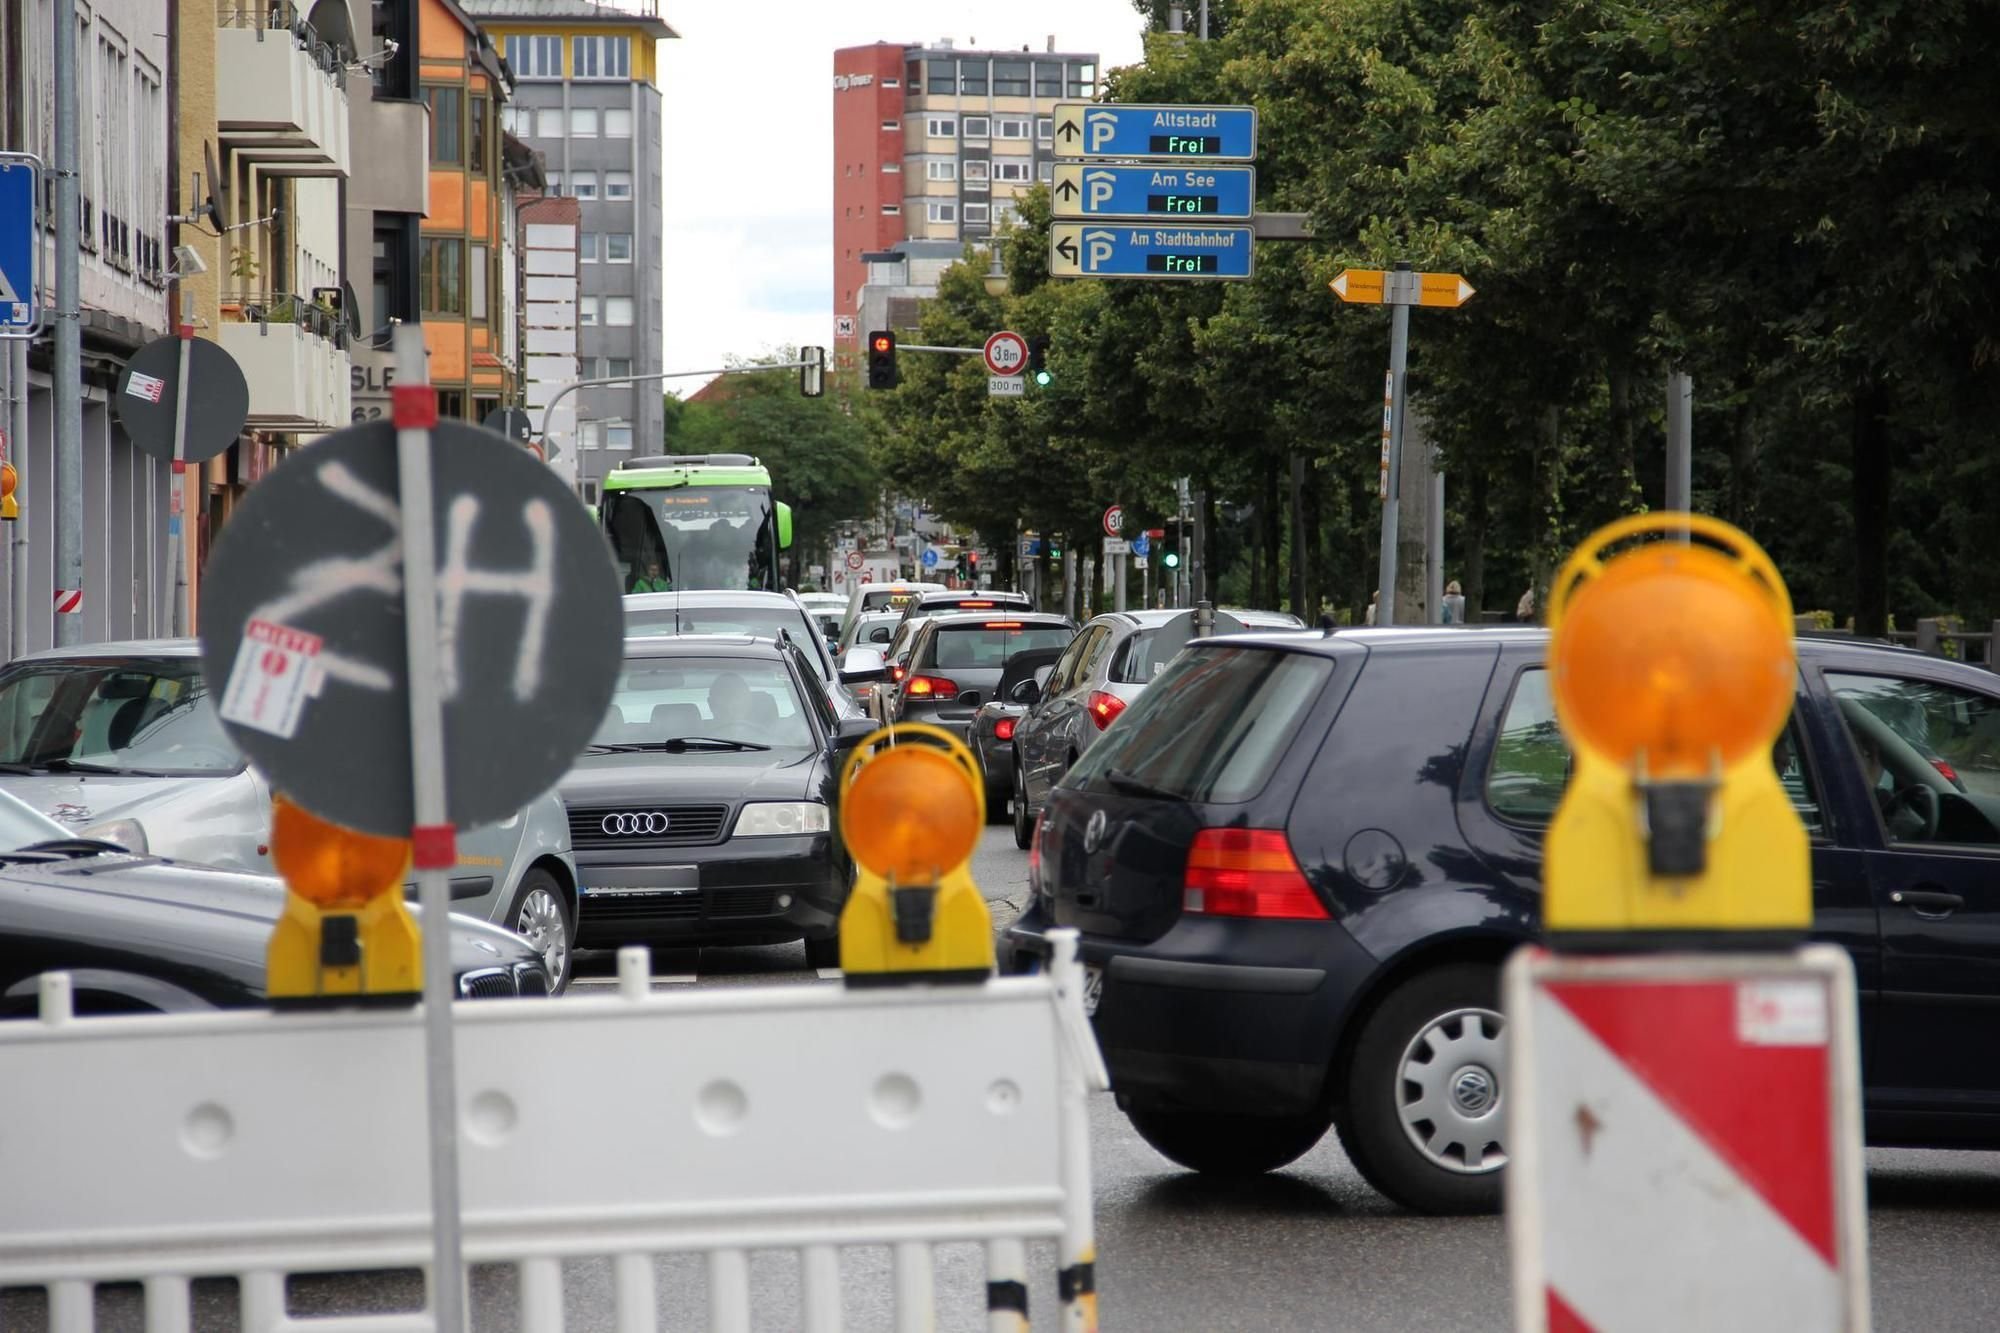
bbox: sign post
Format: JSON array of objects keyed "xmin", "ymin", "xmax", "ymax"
[
  {"xmin": 1506, "ymin": 513, "xmax": 1866, "ymax": 1330},
  {"xmin": 1332, "ymin": 263, "xmax": 1475, "ymax": 624},
  {"xmin": 0, "ymin": 154, "xmax": 42, "ymax": 338}
]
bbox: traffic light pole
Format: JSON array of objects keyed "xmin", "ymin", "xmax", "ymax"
[
  {"xmin": 1375, "ymin": 266, "xmax": 1413, "ymax": 625},
  {"xmin": 535, "ymin": 357, "xmax": 824, "ymax": 444}
]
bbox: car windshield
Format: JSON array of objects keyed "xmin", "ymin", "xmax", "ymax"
[
  {"xmin": 930, "ymin": 624, "xmax": 1075, "ymax": 670},
  {"xmin": 1068, "ymin": 646, "xmax": 1331, "ymax": 803},
  {"xmin": 0, "ymin": 659, "xmax": 242, "ymax": 777},
  {"xmin": 596, "ymin": 658, "xmax": 815, "ymax": 751}
]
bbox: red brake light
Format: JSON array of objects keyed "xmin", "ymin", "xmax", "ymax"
[
  {"xmin": 905, "ymin": 674, "xmax": 959, "ymax": 700},
  {"xmin": 1086, "ymin": 690, "xmax": 1126, "ymax": 730},
  {"xmin": 1933, "ymin": 758, "xmax": 1960, "ymax": 784},
  {"xmin": 1183, "ymin": 829, "xmax": 1328, "ymax": 920},
  {"xmin": 890, "ymin": 664, "xmax": 907, "ymax": 682},
  {"xmin": 984, "ymin": 621, "xmax": 1023, "ymax": 629},
  {"xmin": 959, "ymin": 600, "xmax": 996, "ymax": 608},
  {"xmin": 994, "ymin": 717, "xmax": 1017, "ymax": 741}
]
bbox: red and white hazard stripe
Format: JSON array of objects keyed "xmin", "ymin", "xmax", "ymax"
[
  {"xmin": 53, "ymin": 588, "xmax": 81, "ymax": 615},
  {"xmin": 1507, "ymin": 947, "xmax": 1869, "ymax": 1333}
]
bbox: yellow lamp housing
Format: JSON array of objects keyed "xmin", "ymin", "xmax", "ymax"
[
  {"xmin": 1542, "ymin": 513, "xmax": 1811, "ymax": 948},
  {"xmin": 836, "ymin": 723, "xmax": 996, "ymax": 984},
  {"xmin": 266, "ymin": 796, "xmax": 421, "ymax": 1003}
]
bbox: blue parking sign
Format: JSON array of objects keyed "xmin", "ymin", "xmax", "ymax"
[{"xmin": 0, "ymin": 155, "xmax": 39, "ymax": 336}]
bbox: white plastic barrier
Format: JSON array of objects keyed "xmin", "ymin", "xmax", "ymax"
[{"xmin": 0, "ymin": 932, "xmax": 1107, "ymax": 1333}]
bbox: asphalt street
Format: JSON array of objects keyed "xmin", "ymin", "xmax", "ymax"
[{"xmin": 11, "ymin": 827, "xmax": 2000, "ymax": 1330}]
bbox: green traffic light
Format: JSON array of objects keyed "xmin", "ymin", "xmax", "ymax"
[
  {"xmin": 1034, "ymin": 369, "xmax": 1052, "ymax": 387},
  {"xmin": 1163, "ymin": 552, "xmax": 1181, "ymax": 569}
]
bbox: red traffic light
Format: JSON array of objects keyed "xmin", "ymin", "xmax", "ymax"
[{"xmin": 871, "ymin": 335, "xmax": 893, "ymax": 353}]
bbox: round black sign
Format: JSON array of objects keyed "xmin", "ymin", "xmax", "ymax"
[
  {"xmin": 481, "ymin": 406, "xmax": 534, "ymax": 443},
  {"xmin": 114, "ymin": 334, "xmax": 250, "ymax": 464},
  {"xmin": 199, "ymin": 420, "xmax": 623, "ymax": 837}
]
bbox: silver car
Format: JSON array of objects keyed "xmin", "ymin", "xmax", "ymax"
[{"xmin": 0, "ymin": 641, "xmax": 581, "ymax": 991}]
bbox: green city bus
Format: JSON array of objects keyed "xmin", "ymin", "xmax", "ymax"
[{"xmin": 599, "ymin": 454, "xmax": 794, "ymax": 592}]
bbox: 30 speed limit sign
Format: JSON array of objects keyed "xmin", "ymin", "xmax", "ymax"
[{"xmin": 984, "ymin": 331, "xmax": 1028, "ymax": 377}]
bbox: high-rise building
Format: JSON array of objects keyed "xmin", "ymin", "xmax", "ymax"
[
  {"xmin": 831, "ymin": 40, "xmax": 1098, "ymax": 365},
  {"xmin": 464, "ymin": 0, "xmax": 673, "ymax": 497}
]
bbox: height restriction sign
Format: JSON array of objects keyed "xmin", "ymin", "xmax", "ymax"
[{"xmin": 983, "ymin": 331, "xmax": 1028, "ymax": 377}]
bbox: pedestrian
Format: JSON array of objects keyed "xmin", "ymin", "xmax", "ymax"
[
  {"xmin": 1364, "ymin": 590, "xmax": 1380, "ymax": 626},
  {"xmin": 1516, "ymin": 584, "xmax": 1537, "ymax": 623},
  {"xmin": 1441, "ymin": 580, "xmax": 1466, "ymax": 625},
  {"xmin": 628, "ymin": 552, "xmax": 671, "ymax": 594}
]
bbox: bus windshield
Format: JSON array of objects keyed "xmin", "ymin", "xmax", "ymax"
[{"xmin": 603, "ymin": 486, "xmax": 778, "ymax": 592}]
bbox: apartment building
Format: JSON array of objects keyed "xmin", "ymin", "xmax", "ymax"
[
  {"xmin": 831, "ymin": 39, "xmax": 1098, "ymax": 370},
  {"xmin": 517, "ymin": 194, "xmax": 581, "ymax": 490},
  {"xmin": 465, "ymin": 0, "xmax": 672, "ymax": 492}
]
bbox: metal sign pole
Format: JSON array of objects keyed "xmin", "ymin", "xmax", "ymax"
[
  {"xmin": 9, "ymin": 341, "xmax": 26, "ymax": 654},
  {"xmin": 389, "ymin": 324, "xmax": 467, "ymax": 1332},
  {"xmin": 1375, "ymin": 264, "xmax": 1413, "ymax": 625},
  {"xmin": 168, "ymin": 292, "xmax": 194, "ymax": 636},
  {"xmin": 52, "ymin": 0, "xmax": 82, "ymax": 646}
]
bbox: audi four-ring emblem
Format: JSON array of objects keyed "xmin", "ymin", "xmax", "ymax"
[{"xmin": 601, "ymin": 812, "xmax": 671, "ymax": 835}]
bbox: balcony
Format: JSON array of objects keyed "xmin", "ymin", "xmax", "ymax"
[
  {"xmin": 216, "ymin": 4, "xmax": 352, "ymax": 177},
  {"xmin": 344, "ymin": 71, "xmax": 429, "ymax": 217},
  {"xmin": 218, "ymin": 294, "xmax": 353, "ymax": 431}
]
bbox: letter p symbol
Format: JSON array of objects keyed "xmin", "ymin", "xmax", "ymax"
[
  {"xmin": 1085, "ymin": 170, "xmax": 1116, "ymax": 212},
  {"xmin": 1086, "ymin": 110, "xmax": 1116, "ymax": 154},
  {"xmin": 1083, "ymin": 231, "xmax": 1116, "ymax": 272}
]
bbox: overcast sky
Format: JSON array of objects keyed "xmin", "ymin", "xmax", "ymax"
[{"xmin": 654, "ymin": 1, "xmax": 1148, "ymax": 393}]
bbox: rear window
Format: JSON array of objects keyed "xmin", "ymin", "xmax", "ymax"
[
  {"xmin": 1111, "ymin": 628, "xmax": 1179, "ymax": 684},
  {"xmin": 928, "ymin": 624, "xmax": 1074, "ymax": 670},
  {"xmin": 1067, "ymin": 646, "xmax": 1332, "ymax": 803}
]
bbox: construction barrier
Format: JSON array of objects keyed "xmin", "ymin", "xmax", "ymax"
[{"xmin": 0, "ymin": 931, "xmax": 1107, "ymax": 1332}]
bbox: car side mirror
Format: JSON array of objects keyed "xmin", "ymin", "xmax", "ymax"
[
  {"xmin": 1010, "ymin": 678, "xmax": 1041, "ymax": 705},
  {"xmin": 840, "ymin": 664, "xmax": 887, "ymax": 685},
  {"xmin": 834, "ymin": 716, "xmax": 878, "ymax": 748}
]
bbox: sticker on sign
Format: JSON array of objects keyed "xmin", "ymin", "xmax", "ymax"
[
  {"xmin": 220, "ymin": 619, "xmax": 325, "ymax": 739},
  {"xmin": 1737, "ymin": 979, "xmax": 1828, "ymax": 1046}
]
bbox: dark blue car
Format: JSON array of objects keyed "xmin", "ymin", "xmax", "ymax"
[{"xmin": 1005, "ymin": 627, "xmax": 2000, "ymax": 1214}]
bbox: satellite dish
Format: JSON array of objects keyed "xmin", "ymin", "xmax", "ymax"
[
  {"xmin": 201, "ymin": 141, "xmax": 225, "ymax": 232},
  {"xmin": 340, "ymin": 279, "xmax": 363, "ymax": 339}
]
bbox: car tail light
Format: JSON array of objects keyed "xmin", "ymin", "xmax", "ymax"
[
  {"xmin": 984, "ymin": 621, "xmax": 1023, "ymax": 629},
  {"xmin": 1183, "ymin": 829, "xmax": 1329, "ymax": 920},
  {"xmin": 1086, "ymin": 690, "xmax": 1126, "ymax": 730},
  {"xmin": 905, "ymin": 674, "xmax": 959, "ymax": 700},
  {"xmin": 1028, "ymin": 811, "xmax": 1044, "ymax": 893},
  {"xmin": 958, "ymin": 600, "xmax": 996, "ymax": 608},
  {"xmin": 1933, "ymin": 758, "xmax": 1960, "ymax": 784},
  {"xmin": 994, "ymin": 717, "xmax": 1017, "ymax": 741},
  {"xmin": 890, "ymin": 664, "xmax": 907, "ymax": 683}
]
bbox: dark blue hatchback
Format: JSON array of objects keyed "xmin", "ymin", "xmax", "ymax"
[{"xmin": 1005, "ymin": 627, "xmax": 2000, "ymax": 1213}]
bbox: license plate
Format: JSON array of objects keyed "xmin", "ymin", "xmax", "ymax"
[{"xmin": 1081, "ymin": 965, "xmax": 1103, "ymax": 1017}]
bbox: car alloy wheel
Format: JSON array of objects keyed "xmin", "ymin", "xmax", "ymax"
[
  {"xmin": 1012, "ymin": 755, "xmax": 1034, "ymax": 850},
  {"xmin": 510, "ymin": 871, "xmax": 572, "ymax": 993},
  {"xmin": 1396, "ymin": 1005, "xmax": 1508, "ymax": 1174}
]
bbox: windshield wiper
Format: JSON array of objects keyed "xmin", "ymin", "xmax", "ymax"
[
  {"xmin": 665, "ymin": 736, "xmax": 771, "ymax": 752},
  {"xmin": 1104, "ymin": 767, "xmax": 1184, "ymax": 802},
  {"xmin": 37, "ymin": 759, "xmax": 177, "ymax": 777},
  {"xmin": 0, "ymin": 838, "xmax": 132, "ymax": 862},
  {"xmin": 0, "ymin": 762, "xmax": 42, "ymax": 774}
]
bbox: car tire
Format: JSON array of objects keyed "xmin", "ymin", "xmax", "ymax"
[
  {"xmin": 804, "ymin": 932, "xmax": 841, "ymax": 970},
  {"xmin": 1126, "ymin": 1107, "xmax": 1332, "ymax": 1177},
  {"xmin": 506, "ymin": 867, "xmax": 574, "ymax": 995},
  {"xmin": 985, "ymin": 779, "xmax": 1010, "ymax": 826},
  {"xmin": 1333, "ymin": 963, "xmax": 1507, "ymax": 1215},
  {"xmin": 1012, "ymin": 756, "xmax": 1035, "ymax": 850}
]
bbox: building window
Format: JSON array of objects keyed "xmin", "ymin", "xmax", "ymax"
[
  {"xmin": 994, "ymin": 201, "xmax": 1019, "ymax": 227},
  {"xmin": 505, "ymin": 34, "xmax": 563, "ymax": 79},
  {"xmin": 926, "ymin": 116, "xmax": 955, "ymax": 139},
  {"xmin": 994, "ymin": 60, "xmax": 1030, "ymax": 96},
  {"xmin": 427, "ymin": 87, "xmax": 462, "ymax": 163},
  {"xmin": 605, "ymin": 170, "xmax": 633, "ymax": 200},
  {"xmin": 1069, "ymin": 63, "xmax": 1097, "ymax": 98},
  {"xmin": 579, "ymin": 421, "xmax": 602, "ymax": 451},
  {"xmin": 570, "ymin": 107, "xmax": 598, "ymax": 137},
  {"xmin": 469, "ymin": 96, "xmax": 489, "ymax": 174},
  {"xmin": 573, "ymin": 36, "xmax": 631, "ymax": 81},
  {"xmin": 607, "ymin": 233, "xmax": 633, "ymax": 263},
  {"xmin": 419, "ymin": 237, "xmax": 464, "ymax": 315},
  {"xmin": 372, "ymin": 217, "xmax": 415, "ymax": 327},
  {"xmin": 960, "ymin": 61, "xmax": 988, "ymax": 95},
  {"xmin": 605, "ymin": 297, "xmax": 634, "ymax": 327},
  {"xmin": 605, "ymin": 357, "xmax": 631, "ymax": 380},
  {"xmin": 469, "ymin": 243, "xmax": 489, "ymax": 320},
  {"xmin": 605, "ymin": 421, "xmax": 634, "ymax": 451},
  {"xmin": 546, "ymin": 171, "xmax": 563, "ymax": 194},
  {"xmin": 926, "ymin": 201, "xmax": 956, "ymax": 224},
  {"xmin": 881, "ymin": 161, "xmax": 901, "ymax": 173},
  {"xmin": 963, "ymin": 203, "xmax": 989, "ymax": 224},
  {"xmin": 961, "ymin": 116, "xmax": 990, "ymax": 141},
  {"xmin": 437, "ymin": 391, "xmax": 466, "ymax": 420},
  {"xmin": 926, "ymin": 58, "xmax": 953, "ymax": 94},
  {"xmin": 881, "ymin": 203, "xmax": 900, "ymax": 215},
  {"xmin": 994, "ymin": 160, "xmax": 1031, "ymax": 183},
  {"xmin": 1036, "ymin": 63, "xmax": 1063, "ymax": 98},
  {"xmin": 881, "ymin": 120, "xmax": 898, "ymax": 132},
  {"xmin": 963, "ymin": 159, "xmax": 990, "ymax": 182},
  {"xmin": 1038, "ymin": 160, "xmax": 1054, "ymax": 182},
  {"xmin": 1036, "ymin": 117, "xmax": 1053, "ymax": 142},
  {"xmin": 579, "ymin": 296, "xmax": 599, "ymax": 325},
  {"xmin": 573, "ymin": 172, "xmax": 599, "ymax": 200},
  {"xmin": 926, "ymin": 160, "xmax": 956, "ymax": 181},
  {"xmin": 604, "ymin": 107, "xmax": 633, "ymax": 138},
  {"xmin": 580, "ymin": 231, "xmax": 598, "ymax": 262},
  {"xmin": 997, "ymin": 117, "xmax": 1030, "ymax": 140},
  {"xmin": 883, "ymin": 77, "xmax": 900, "ymax": 88}
]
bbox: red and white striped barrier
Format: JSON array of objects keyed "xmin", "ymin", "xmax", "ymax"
[
  {"xmin": 52, "ymin": 587, "xmax": 81, "ymax": 614},
  {"xmin": 1506, "ymin": 945, "xmax": 1869, "ymax": 1332}
]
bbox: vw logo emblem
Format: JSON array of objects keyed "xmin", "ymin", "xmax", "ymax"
[
  {"xmin": 601, "ymin": 812, "xmax": 670, "ymax": 836},
  {"xmin": 1083, "ymin": 809, "xmax": 1108, "ymax": 854}
]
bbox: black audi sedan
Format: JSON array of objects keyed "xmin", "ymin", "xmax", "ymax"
[
  {"xmin": 560, "ymin": 635, "xmax": 875, "ymax": 966},
  {"xmin": 0, "ymin": 791, "xmax": 554, "ymax": 1014},
  {"xmin": 1003, "ymin": 626, "xmax": 2000, "ymax": 1214}
]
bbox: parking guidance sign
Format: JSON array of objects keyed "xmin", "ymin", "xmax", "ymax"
[{"xmin": 0, "ymin": 155, "xmax": 41, "ymax": 336}]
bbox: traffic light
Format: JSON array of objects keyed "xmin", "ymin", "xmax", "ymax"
[
  {"xmin": 1028, "ymin": 335, "xmax": 1052, "ymax": 387},
  {"xmin": 1162, "ymin": 550, "xmax": 1181, "ymax": 570},
  {"xmin": 866, "ymin": 331, "xmax": 898, "ymax": 390}
]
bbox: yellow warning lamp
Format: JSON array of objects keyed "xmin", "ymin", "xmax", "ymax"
[
  {"xmin": 267, "ymin": 796, "xmax": 421, "ymax": 1002},
  {"xmin": 1542, "ymin": 513, "xmax": 1809, "ymax": 947},
  {"xmin": 836, "ymin": 723, "xmax": 995, "ymax": 983},
  {"xmin": 1, "ymin": 461, "xmax": 17, "ymax": 521}
]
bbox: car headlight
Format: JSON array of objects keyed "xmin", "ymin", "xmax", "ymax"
[
  {"xmin": 79, "ymin": 818, "xmax": 148, "ymax": 855},
  {"xmin": 731, "ymin": 802, "xmax": 831, "ymax": 838}
]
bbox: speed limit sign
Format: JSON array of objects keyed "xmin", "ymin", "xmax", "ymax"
[
  {"xmin": 984, "ymin": 331, "xmax": 1028, "ymax": 377},
  {"xmin": 1102, "ymin": 504, "xmax": 1124, "ymax": 537}
]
